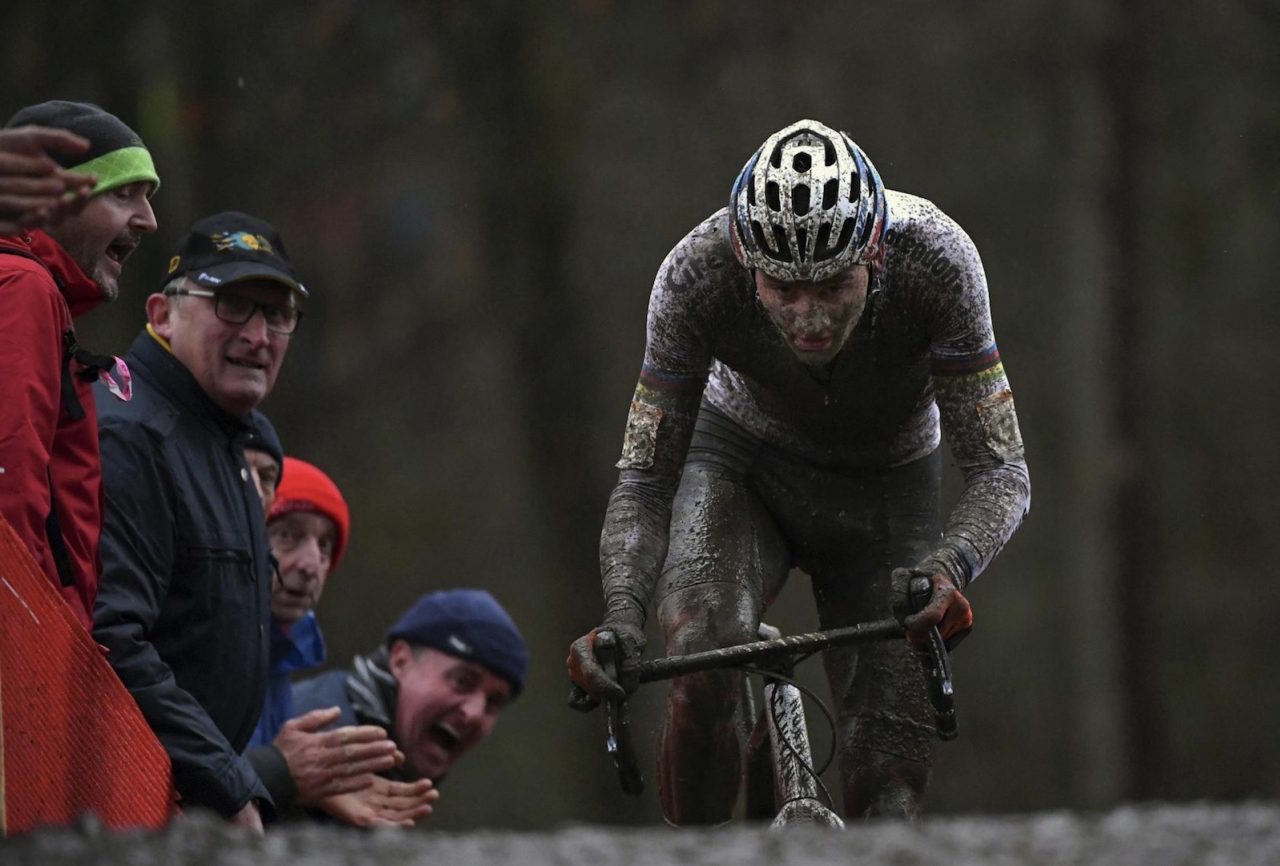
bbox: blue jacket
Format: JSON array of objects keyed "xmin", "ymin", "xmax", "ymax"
[
  {"xmin": 243, "ymin": 613, "xmax": 326, "ymax": 813},
  {"xmin": 93, "ymin": 329, "xmax": 273, "ymax": 817},
  {"xmin": 248, "ymin": 613, "xmax": 328, "ymax": 749}
]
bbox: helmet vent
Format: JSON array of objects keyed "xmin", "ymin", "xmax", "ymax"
[
  {"xmin": 795, "ymin": 227, "xmax": 808, "ymax": 262},
  {"xmin": 770, "ymin": 224, "xmax": 793, "ymax": 261},
  {"xmin": 793, "ymin": 152, "xmax": 811, "ymax": 173},
  {"xmin": 814, "ymin": 223, "xmax": 833, "ymax": 260},
  {"xmin": 793, "ymin": 184, "xmax": 810, "ymax": 216},
  {"xmin": 823, "ymin": 138, "xmax": 836, "ymax": 165},
  {"xmin": 857, "ymin": 170, "xmax": 879, "ymax": 250},
  {"xmin": 835, "ymin": 214, "xmax": 856, "ymax": 256},
  {"xmin": 750, "ymin": 221, "xmax": 770, "ymax": 255},
  {"xmin": 857, "ymin": 207, "xmax": 875, "ymax": 250},
  {"xmin": 822, "ymin": 178, "xmax": 838, "ymax": 209},
  {"xmin": 766, "ymin": 181, "xmax": 781, "ymax": 212},
  {"xmin": 747, "ymin": 174, "xmax": 757, "ymax": 206}
]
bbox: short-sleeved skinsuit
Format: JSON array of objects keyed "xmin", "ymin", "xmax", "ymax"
[{"xmin": 598, "ymin": 190, "xmax": 1031, "ymax": 821}]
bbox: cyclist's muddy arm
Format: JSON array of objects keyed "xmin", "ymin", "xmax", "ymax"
[
  {"xmin": 927, "ymin": 367, "xmax": 1029, "ymax": 590},
  {"xmin": 599, "ymin": 221, "xmax": 725, "ymax": 628},
  {"xmin": 600, "ymin": 404, "xmax": 699, "ymax": 627},
  {"xmin": 909, "ymin": 203, "xmax": 1030, "ymax": 588}
]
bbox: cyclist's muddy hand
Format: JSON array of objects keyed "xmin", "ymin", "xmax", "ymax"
[
  {"xmin": 900, "ymin": 570, "xmax": 973, "ymax": 646},
  {"xmin": 566, "ymin": 622, "xmax": 645, "ymax": 710}
]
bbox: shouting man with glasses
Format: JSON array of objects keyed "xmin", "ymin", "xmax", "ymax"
[{"xmin": 93, "ymin": 212, "xmax": 307, "ymax": 833}]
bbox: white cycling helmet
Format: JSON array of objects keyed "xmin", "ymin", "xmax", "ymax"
[{"xmin": 729, "ymin": 119, "xmax": 888, "ymax": 283}]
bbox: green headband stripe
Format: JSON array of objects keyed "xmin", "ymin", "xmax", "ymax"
[{"xmin": 71, "ymin": 146, "xmax": 160, "ymax": 197}]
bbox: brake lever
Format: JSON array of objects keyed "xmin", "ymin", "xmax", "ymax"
[
  {"xmin": 921, "ymin": 625, "xmax": 958, "ymax": 740},
  {"xmin": 905, "ymin": 574, "xmax": 959, "ymax": 741},
  {"xmin": 597, "ymin": 630, "xmax": 645, "ymax": 795}
]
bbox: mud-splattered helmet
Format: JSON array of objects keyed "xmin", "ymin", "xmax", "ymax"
[{"xmin": 729, "ymin": 119, "xmax": 888, "ymax": 283}]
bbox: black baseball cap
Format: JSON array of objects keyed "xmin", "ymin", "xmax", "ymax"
[{"xmin": 164, "ymin": 211, "xmax": 307, "ymax": 298}]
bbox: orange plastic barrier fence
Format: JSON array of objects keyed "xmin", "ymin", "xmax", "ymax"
[{"xmin": 0, "ymin": 513, "xmax": 174, "ymax": 836}]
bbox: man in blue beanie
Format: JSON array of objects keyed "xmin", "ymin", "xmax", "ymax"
[{"xmin": 292, "ymin": 589, "xmax": 527, "ymax": 787}]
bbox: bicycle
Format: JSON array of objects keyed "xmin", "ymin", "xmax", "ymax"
[{"xmin": 586, "ymin": 574, "xmax": 960, "ymax": 828}]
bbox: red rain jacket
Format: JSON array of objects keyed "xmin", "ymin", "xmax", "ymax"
[{"xmin": 0, "ymin": 230, "xmax": 106, "ymax": 630}]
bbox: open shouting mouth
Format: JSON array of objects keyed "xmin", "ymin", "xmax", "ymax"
[{"xmin": 105, "ymin": 237, "xmax": 138, "ymax": 267}]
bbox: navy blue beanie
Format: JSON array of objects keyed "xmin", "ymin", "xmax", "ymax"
[
  {"xmin": 387, "ymin": 589, "xmax": 528, "ymax": 696},
  {"xmin": 245, "ymin": 410, "xmax": 284, "ymax": 478}
]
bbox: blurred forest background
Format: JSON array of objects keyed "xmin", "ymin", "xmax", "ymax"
[{"xmin": 5, "ymin": 0, "xmax": 1277, "ymax": 831}]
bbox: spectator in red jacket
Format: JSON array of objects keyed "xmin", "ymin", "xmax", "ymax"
[{"xmin": 0, "ymin": 100, "xmax": 159, "ymax": 628}]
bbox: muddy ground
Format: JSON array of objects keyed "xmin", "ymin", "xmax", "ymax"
[{"xmin": 3, "ymin": 801, "xmax": 1276, "ymax": 865}]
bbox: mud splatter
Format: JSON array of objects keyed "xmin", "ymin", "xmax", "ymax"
[{"xmin": 5, "ymin": 804, "xmax": 1279, "ymax": 866}]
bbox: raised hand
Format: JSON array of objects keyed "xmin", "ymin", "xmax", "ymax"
[{"xmin": 0, "ymin": 126, "xmax": 97, "ymax": 233}]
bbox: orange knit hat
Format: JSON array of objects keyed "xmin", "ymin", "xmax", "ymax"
[{"xmin": 268, "ymin": 457, "xmax": 350, "ymax": 569}]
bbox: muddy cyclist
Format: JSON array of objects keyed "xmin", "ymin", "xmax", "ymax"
[{"xmin": 568, "ymin": 118, "xmax": 1030, "ymax": 823}]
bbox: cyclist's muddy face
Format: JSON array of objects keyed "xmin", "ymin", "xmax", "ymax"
[
  {"xmin": 754, "ymin": 265, "xmax": 869, "ymax": 366},
  {"xmin": 389, "ymin": 643, "xmax": 512, "ymax": 780}
]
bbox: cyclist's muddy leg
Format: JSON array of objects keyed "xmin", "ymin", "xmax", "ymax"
[
  {"xmin": 820, "ymin": 638, "xmax": 935, "ymax": 818},
  {"xmin": 811, "ymin": 450, "xmax": 943, "ymax": 819},
  {"xmin": 654, "ymin": 460, "xmax": 788, "ymax": 826}
]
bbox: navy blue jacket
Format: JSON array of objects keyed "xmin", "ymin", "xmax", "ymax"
[
  {"xmin": 292, "ymin": 670, "xmax": 360, "ymax": 728},
  {"xmin": 93, "ymin": 330, "xmax": 273, "ymax": 817}
]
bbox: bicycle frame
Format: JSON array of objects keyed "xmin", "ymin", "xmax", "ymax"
[
  {"xmin": 750, "ymin": 658, "xmax": 845, "ymax": 828},
  {"xmin": 595, "ymin": 617, "xmax": 958, "ymax": 827},
  {"xmin": 735, "ymin": 622, "xmax": 845, "ymax": 827}
]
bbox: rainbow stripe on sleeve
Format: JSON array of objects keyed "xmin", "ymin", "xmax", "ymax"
[
  {"xmin": 931, "ymin": 344, "xmax": 1005, "ymax": 384},
  {"xmin": 633, "ymin": 363, "xmax": 707, "ymax": 407}
]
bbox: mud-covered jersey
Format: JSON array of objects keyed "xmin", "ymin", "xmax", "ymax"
[{"xmin": 600, "ymin": 191, "xmax": 1030, "ymax": 625}]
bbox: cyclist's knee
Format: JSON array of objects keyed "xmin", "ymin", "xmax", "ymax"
[
  {"xmin": 663, "ymin": 626, "xmax": 751, "ymax": 719},
  {"xmin": 666, "ymin": 669, "xmax": 744, "ymax": 720},
  {"xmin": 658, "ymin": 583, "xmax": 758, "ymax": 656}
]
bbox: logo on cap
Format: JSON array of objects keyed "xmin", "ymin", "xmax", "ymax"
[
  {"xmin": 211, "ymin": 231, "xmax": 275, "ymax": 255},
  {"xmin": 447, "ymin": 634, "xmax": 473, "ymax": 656},
  {"xmin": 168, "ymin": 255, "xmax": 180, "ymax": 274}
]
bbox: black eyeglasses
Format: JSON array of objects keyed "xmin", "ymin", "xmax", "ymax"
[{"xmin": 164, "ymin": 286, "xmax": 302, "ymax": 335}]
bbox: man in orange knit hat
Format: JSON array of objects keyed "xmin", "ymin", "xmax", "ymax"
[{"xmin": 245, "ymin": 456, "xmax": 435, "ymax": 827}]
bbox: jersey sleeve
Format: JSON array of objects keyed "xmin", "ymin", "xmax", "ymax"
[
  {"xmin": 907, "ymin": 202, "xmax": 1031, "ymax": 587},
  {"xmin": 598, "ymin": 216, "xmax": 727, "ymax": 627}
]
